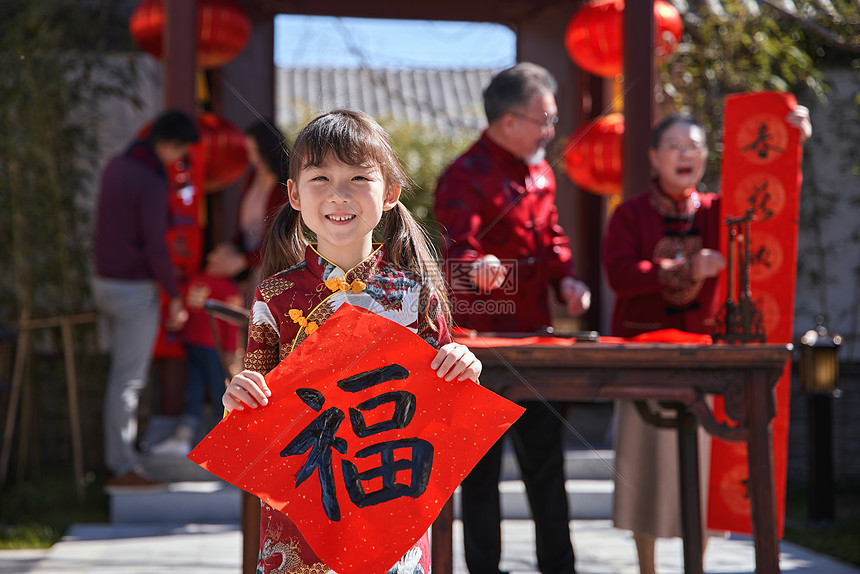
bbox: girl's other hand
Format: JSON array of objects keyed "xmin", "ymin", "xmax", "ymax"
[
  {"xmin": 223, "ymin": 370, "xmax": 271, "ymax": 412},
  {"xmin": 431, "ymin": 343, "xmax": 482, "ymax": 382}
]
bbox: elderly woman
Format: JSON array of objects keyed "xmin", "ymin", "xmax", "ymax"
[{"xmin": 602, "ymin": 108, "xmax": 810, "ymax": 574}]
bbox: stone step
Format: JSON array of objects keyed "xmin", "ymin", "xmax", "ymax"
[
  {"xmin": 142, "ymin": 412, "xmax": 616, "ymax": 483},
  {"xmin": 502, "ymin": 448, "xmax": 615, "ymax": 481},
  {"xmin": 119, "ymin": 416, "xmax": 616, "ymax": 524},
  {"xmin": 106, "ymin": 477, "xmax": 613, "ymax": 524},
  {"xmin": 452, "ymin": 478, "xmax": 613, "ymax": 521},
  {"xmin": 106, "ymin": 480, "xmax": 241, "ymax": 523}
]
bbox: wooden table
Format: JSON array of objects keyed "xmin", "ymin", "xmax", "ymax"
[{"xmin": 430, "ymin": 340, "xmax": 791, "ymax": 574}]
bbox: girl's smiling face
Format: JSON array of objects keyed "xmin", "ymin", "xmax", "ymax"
[
  {"xmin": 649, "ymin": 122, "xmax": 708, "ymax": 198},
  {"xmin": 287, "ymin": 154, "xmax": 400, "ymax": 270}
]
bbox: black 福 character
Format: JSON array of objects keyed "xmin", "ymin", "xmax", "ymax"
[
  {"xmin": 338, "ymin": 365, "xmax": 434, "ymax": 507},
  {"xmin": 280, "ymin": 388, "xmax": 347, "ymax": 521}
]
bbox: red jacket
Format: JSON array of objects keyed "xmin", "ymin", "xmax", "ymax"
[
  {"xmin": 602, "ymin": 183, "xmax": 722, "ymax": 337},
  {"xmin": 434, "ymin": 132, "xmax": 576, "ymax": 333}
]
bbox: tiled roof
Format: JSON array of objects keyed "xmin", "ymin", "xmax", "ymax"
[{"xmin": 276, "ymin": 66, "xmax": 496, "ymax": 133}]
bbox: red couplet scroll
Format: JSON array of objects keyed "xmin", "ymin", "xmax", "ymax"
[
  {"xmin": 189, "ymin": 304, "xmax": 524, "ymax": 573},
  {"xmin": 709, "ymin": 91, "xmax": 802, "ymax": 535}
]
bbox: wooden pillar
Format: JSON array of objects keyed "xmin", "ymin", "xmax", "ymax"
[
  {"xmin": 213, "ymin": 18, "xmax": 276, "ymax": 244},
  {"xmin": 157, "ymin": 0, "xmax": 198, "ymax": 416},
  {"xmin": 163, "ymin": 0, "xmax": 197, "ymax": 113},
  {"xmin": 622, "ymin": 0, "xmax": 655, "ymax": 200},
  {"xmin": 517, "ymin": 1, "xmax": 602, "ymax": 332},
  {"xmin": 221, "ymin": 19, "xmax": 275, "ymax": 131}
]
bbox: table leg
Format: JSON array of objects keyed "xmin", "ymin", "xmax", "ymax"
[
  {"xmin": 676, "ymin": 406, "xmax": 704, "ymax": 574},
  {"xmin": 432, "ymin": 497, "xmax": 454, "ymax": 574},
  {"xmin": 748, "ymin": 373, "xmax": 780, "ymax": 573},
  {"xmin": 242, "ymin": 492, "xmax": 261, "ymax": 574}
]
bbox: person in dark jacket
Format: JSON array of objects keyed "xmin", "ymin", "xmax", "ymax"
[{"xmin": 93, "ymin": 110, "xmax": 198, "ymax": 487}]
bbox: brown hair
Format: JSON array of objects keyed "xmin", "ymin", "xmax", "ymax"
[{"xmin": 261, "ymin": 109, "xmax": 451, "ymax": 327}]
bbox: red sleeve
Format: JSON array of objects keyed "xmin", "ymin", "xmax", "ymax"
[
  {"xmin": 243, "ymin": 287, "xmax": 282, "ymax": 375},
  {"xmin": 433, "ymin": 163, "xmax": 484, "ymax": 263},
  {"xmin": 417, "ymin": 288, "xmax": 452, "ymax": 349},
  {"xmin": 546, "ymin": 202, "xmax": 577, "ymax": 288},
  {"xmin": 601, "ymin": 199, "xmax": 668, "ymax": 298},
  {"xmin": 535, "ymin": 166, "xmax": 576, "ymax": 296}
]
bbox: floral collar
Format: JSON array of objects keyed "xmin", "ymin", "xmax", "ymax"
[
  {"xmin": 306, "ymin": 243, "xmax": 384, "ymax": 289},
  {"xmin": 284, "ymin": 244, "xmax": 384, "ymax": 336},
  {"xmin": 648, "ymin": 179, "xmax": 701, "ymax": 219}
]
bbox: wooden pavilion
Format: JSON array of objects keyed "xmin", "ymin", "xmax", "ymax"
[{"xmin": 157, "ymin": 0, "xmax": 661, "ymax": 332}]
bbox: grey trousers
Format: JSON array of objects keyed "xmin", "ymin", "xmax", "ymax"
[{"xmin": 92, "ymin": 276, "xmax": 160, "ymax": 476}]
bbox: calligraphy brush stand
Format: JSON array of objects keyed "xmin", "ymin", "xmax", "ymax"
[{"xmin": 713, "ymin": 214, "xmax": 766, "ymax": 344}]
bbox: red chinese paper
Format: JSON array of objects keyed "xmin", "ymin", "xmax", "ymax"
[
  {"xmin": 154, "ymin": 143, "xmax": 205, "ymax": 359},
  {"xmin": 710, "ymin": 91, "xmax": 801, "ymax": 535},
  {"xmin": 189, "ymin": 304, "xmax": 524, "ymax": 573}
]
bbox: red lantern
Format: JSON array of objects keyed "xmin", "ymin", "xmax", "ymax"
[
  {"xmin": 563, "ymin": 113, "xmax": 624, "ymax": 196},
  {"xmin": 654, "ymin": 1, "xmax": 683, "ymax": 58},
  {"xmin": 197, "ymin": 113, "xmax": 248, "ymax": 191},
  {"xmin": 129, "ymin": 0, "xmax": 251, "ymax": 69},
  {"xmin": 564, "ymin": 0, "xmax": 683, "ymax": 78}
]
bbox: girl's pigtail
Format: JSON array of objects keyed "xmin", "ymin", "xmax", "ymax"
[
  {"xmin": 261, "ymin": 203, "xmax": 307, "ymax": 279},
  {"xmin": 382, "ymin": 202, "xmax": 451, "ymax": 329}
]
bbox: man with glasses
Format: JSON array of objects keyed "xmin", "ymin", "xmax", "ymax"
[{"xmin": 435, "ymin": 62, "xmax": 589, "ymax": 574}]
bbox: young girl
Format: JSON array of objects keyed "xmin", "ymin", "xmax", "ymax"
[{"xmin": 222, "ymin": 109, "xmax": 482, "ymax": 574}]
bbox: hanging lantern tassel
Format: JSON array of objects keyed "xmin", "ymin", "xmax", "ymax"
[
  {"xmin": 564, "ymin": 0, "xmax": 683, "ymax": 78},
  {"xmin": 563, "ymin": 113, "xmax": 624, "ymax": 196}
]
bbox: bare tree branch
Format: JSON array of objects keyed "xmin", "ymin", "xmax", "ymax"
[{"xmin": 759, "ymin": 0, "xmax": 860, "ymax": 53}]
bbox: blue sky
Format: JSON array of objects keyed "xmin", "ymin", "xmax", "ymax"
[{"xmin": 274, "ymin": 15, "xmax": 516, "ymax": 69}]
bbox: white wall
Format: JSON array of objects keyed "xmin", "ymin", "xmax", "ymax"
[{"xmin": 794, "ymin": 69, "xmax": 860, "ymax": 360}]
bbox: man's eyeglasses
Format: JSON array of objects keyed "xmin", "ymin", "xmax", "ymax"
[
  {"xmin": 510, "ymin": 111, "xmax": 559, "ymax": 130},
  {"xmin": 659, "ymin": 141, "xmax": 707, "ymax": 154}
]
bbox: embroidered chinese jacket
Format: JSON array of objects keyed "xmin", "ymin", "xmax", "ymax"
[
  {"xmin": 602, "ymin": 182, "xmax": 722, "ymax": 337},
  {"xmin": 245, "ymin": 244, "xmax": 449, "ymax": 574},
  {"xmin": 434, "ymin": 132, "xmax": 576, "ymax": 333}
]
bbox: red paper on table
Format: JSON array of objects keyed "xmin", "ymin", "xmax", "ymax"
[
  {"xmin": 189, "ymin": 304, "xmax": 524, "ymax": 573},
  {"xmin": 709, "ymin": 91, "xmax": 802, "ymax": 536}
]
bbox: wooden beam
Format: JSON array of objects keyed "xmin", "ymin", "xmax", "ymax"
[
  {"xmin": 164, "ymin": 0, "xmax": 197, "ymax": 113},
  {"xmin": 622, "ymin": 0, "xmax": 655, "ymax": 201},
  {"xmin": 240, "ymin": 0, "xmax": 559, "ymax": 24}
]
